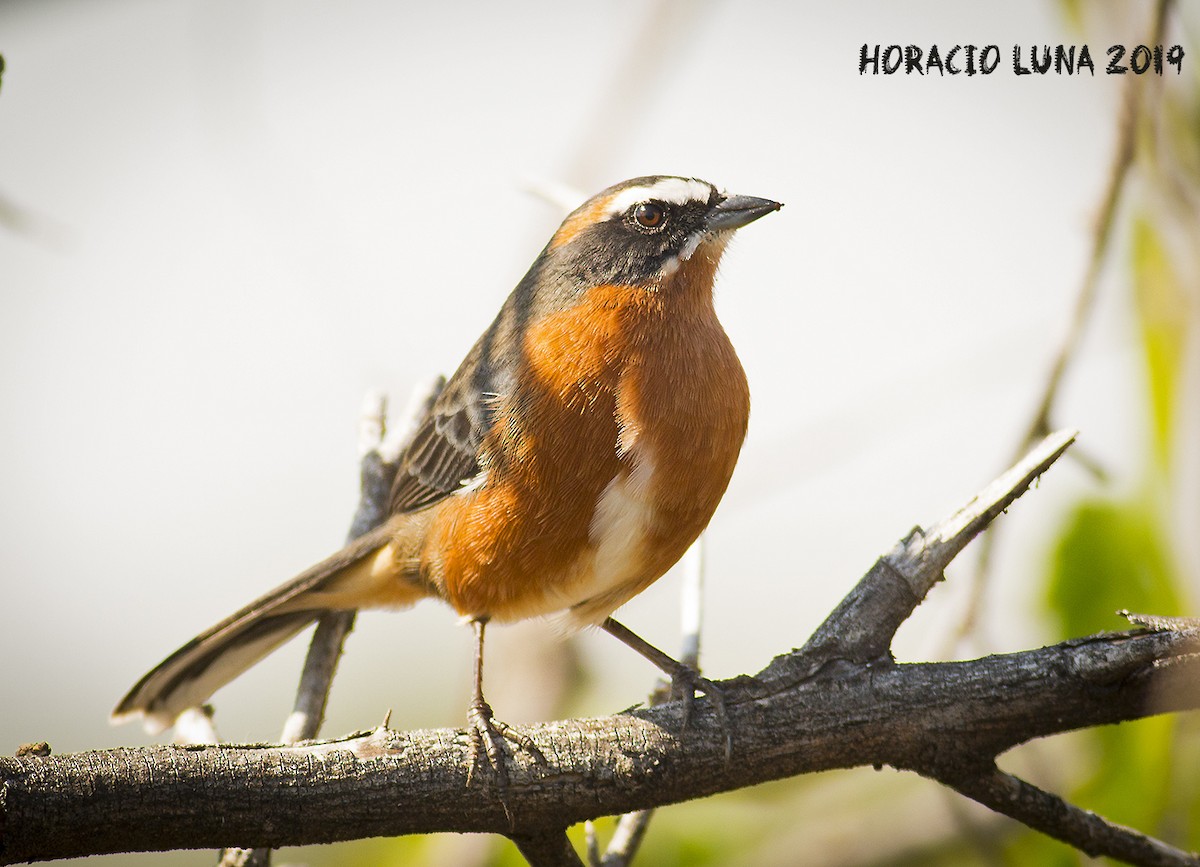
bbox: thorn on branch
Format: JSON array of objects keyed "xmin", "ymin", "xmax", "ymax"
[{"xmin": 1120, "ymin": 610, "xmax": 1200, "ymax": 632}]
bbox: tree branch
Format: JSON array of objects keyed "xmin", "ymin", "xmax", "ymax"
[
  {"xmin": 4, "ymin": 431, "xmax": 1198, "ymax": 866},
  {"xmin": 945, "ymin": 767, "xmax": 1199, "ymax": 867},
  {"xmin": 590, "ymin": 538, "xmax": 707, "ymax": 866},
  {"xmin": 778, "ymin": 429, "xmax": 1075, "ymax": 677}
]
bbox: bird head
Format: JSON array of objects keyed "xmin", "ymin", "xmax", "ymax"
[{"xmin": 540, "ymin": 176, "xmax": 781, "ymax": 295}]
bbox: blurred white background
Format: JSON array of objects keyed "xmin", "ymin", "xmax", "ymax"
[{"xmin": 2, "ymin": 1, "xmax": 1195, "ymax": 864}]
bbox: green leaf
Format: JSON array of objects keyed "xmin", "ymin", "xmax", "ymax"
[
  {"xmin": 1045, "ymin": 497, "xmax": 1181, "ymax": 638},
  {"xmin": 1042, "ymin": 497, "xmax": 1186, "ymax": 857}
]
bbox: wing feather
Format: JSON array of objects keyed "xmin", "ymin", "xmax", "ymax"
[{"xmin": 389, "ymin": 333, "xmax": 511, "ymax": 513}]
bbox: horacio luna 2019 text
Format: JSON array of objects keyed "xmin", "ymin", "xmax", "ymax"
[{"xmin": 860, "ymin": 44, "xmax": 1185, "ymax": 76}]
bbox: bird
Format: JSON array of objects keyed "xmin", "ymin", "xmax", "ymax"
[{"xmin": 113, "ymin": 175, "xmax": 781, "ymax": 772}]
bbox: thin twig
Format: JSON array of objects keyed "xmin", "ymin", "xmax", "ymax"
[
  {"xmin": 280, "ymin": 382, "xmax": 440, "ymax": 745},
  {"xmin": 955, "ymin": 0, "xmax": 1173, "ymax": 648},
  {"xmin": 599, "ymin": 812, "xmax": 655, "ymax": 867},
  {"xmin": 784, "ymin": 430, "xmax": 1076, "ymax": 677},
  {"xmin": 510, "ymin": 830, "xmax": 586, "ymax": 867},
  {"xmin": 1121, "ymin": 610, "xmax": 1200, "ymax": 631},
  {"xmin": 215, "ymin": 848, "xmax": 270, "ymax": 867},
  {"xmin": 945, "ymin": 766, "xmax": 1199, "ymax": 867},
  {"xmin": 278, "ymin": 612, "xmax": 357, "ymax": 745},
  {"xmin": 1021, "ymin": 0, "xmax": 1170, "ymax": 452},
  {"xmin": 233, "ymin": 383, "xmax": 440, "ymax": 865},
  {"xmin": 679, "ymin": 538, "xmax": 705, "ymax": 671},
  {"xmin": 278, "ymin": 392, "xmax": 390, "ymax": 745},
  {"xmin": 594, "ymin": 538, "xmax": 707, "ymax": 866}
]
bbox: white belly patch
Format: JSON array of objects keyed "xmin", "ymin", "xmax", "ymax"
[{"xmin": 578, "ymin": 449, "xmax": 657, "ymax": 614}]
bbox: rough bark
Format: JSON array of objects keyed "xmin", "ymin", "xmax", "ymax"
[{"xmin": 3, "ymin": 430, "xmax": 1198, "ymax": 866}]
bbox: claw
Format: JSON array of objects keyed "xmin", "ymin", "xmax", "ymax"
[
  {"xmin": 602, "ymin": 617, "xmax": 735, "ymax": 762},
  {"xmin": 465, "ymin": 699, "xmax": 546, "ymax": 829},
  {"xmin": 462, "ymin": 618, "xmax": 546, "ymax": 825},
  {"xmin": 466, "ymin": 699, "xmax": 545, "ymax": 785},
  {"xmin": 670, "ymin": 666, "xmax": 731, "ymax": 762},
  {"xmin": 466, "ymin": 699, "xmax": 508, "ymax": 789}
]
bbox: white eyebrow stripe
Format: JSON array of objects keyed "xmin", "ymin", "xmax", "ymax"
[{"xmin": 604, "ymin": 178, "xmax": 713, "ymax": 216}]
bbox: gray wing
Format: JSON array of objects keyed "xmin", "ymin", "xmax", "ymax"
[{"xmin": 389, "ymin": 332, "xmax": 514, "ymax": 514}]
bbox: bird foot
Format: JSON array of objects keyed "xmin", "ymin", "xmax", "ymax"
[
  {"xmin": 465, "ymin": 699, "xmax": 545, "ymax": 791},
  {"xmin": 669, "ymin": 666, "xmax": 732, "ymax": 762}
]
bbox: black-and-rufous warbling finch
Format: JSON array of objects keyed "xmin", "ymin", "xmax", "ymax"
[{"xmin": 114, "ymin": 175, "xmax": 781, "ymax": 767}]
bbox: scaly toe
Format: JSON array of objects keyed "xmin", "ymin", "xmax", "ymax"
[
  {"xmin": 464, "ymin": 700, "xmax": 548, "ymax": 829},
  {"xmin": 671, "ymin": 668, "xmax": 732, "ymax": 762},
  {"xmin": 466, "ymin": 700, "xmax": 510, "ymax": 790}
]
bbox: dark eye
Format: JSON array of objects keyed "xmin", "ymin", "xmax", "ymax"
[{"xmin": 632, "ymin": 202, "xmax": 666, "ymax": 230}]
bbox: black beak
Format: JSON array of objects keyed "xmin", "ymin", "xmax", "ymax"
[{"xmin": 704, "ymin": 194, "xmax": 783, "ymax": 232}]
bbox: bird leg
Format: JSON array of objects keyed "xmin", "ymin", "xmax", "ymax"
[
  {"xmin": 601, "ymin": 617, "xmax": 731, "ymax": 759},
  {"xmin": 465, "ymin": 618, "xmax": 544, "ymax": 796}
]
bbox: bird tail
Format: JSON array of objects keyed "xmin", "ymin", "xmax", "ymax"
[{"xmin": 112, "ymin": 522, "xmax": 428, "ymax": 735}]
